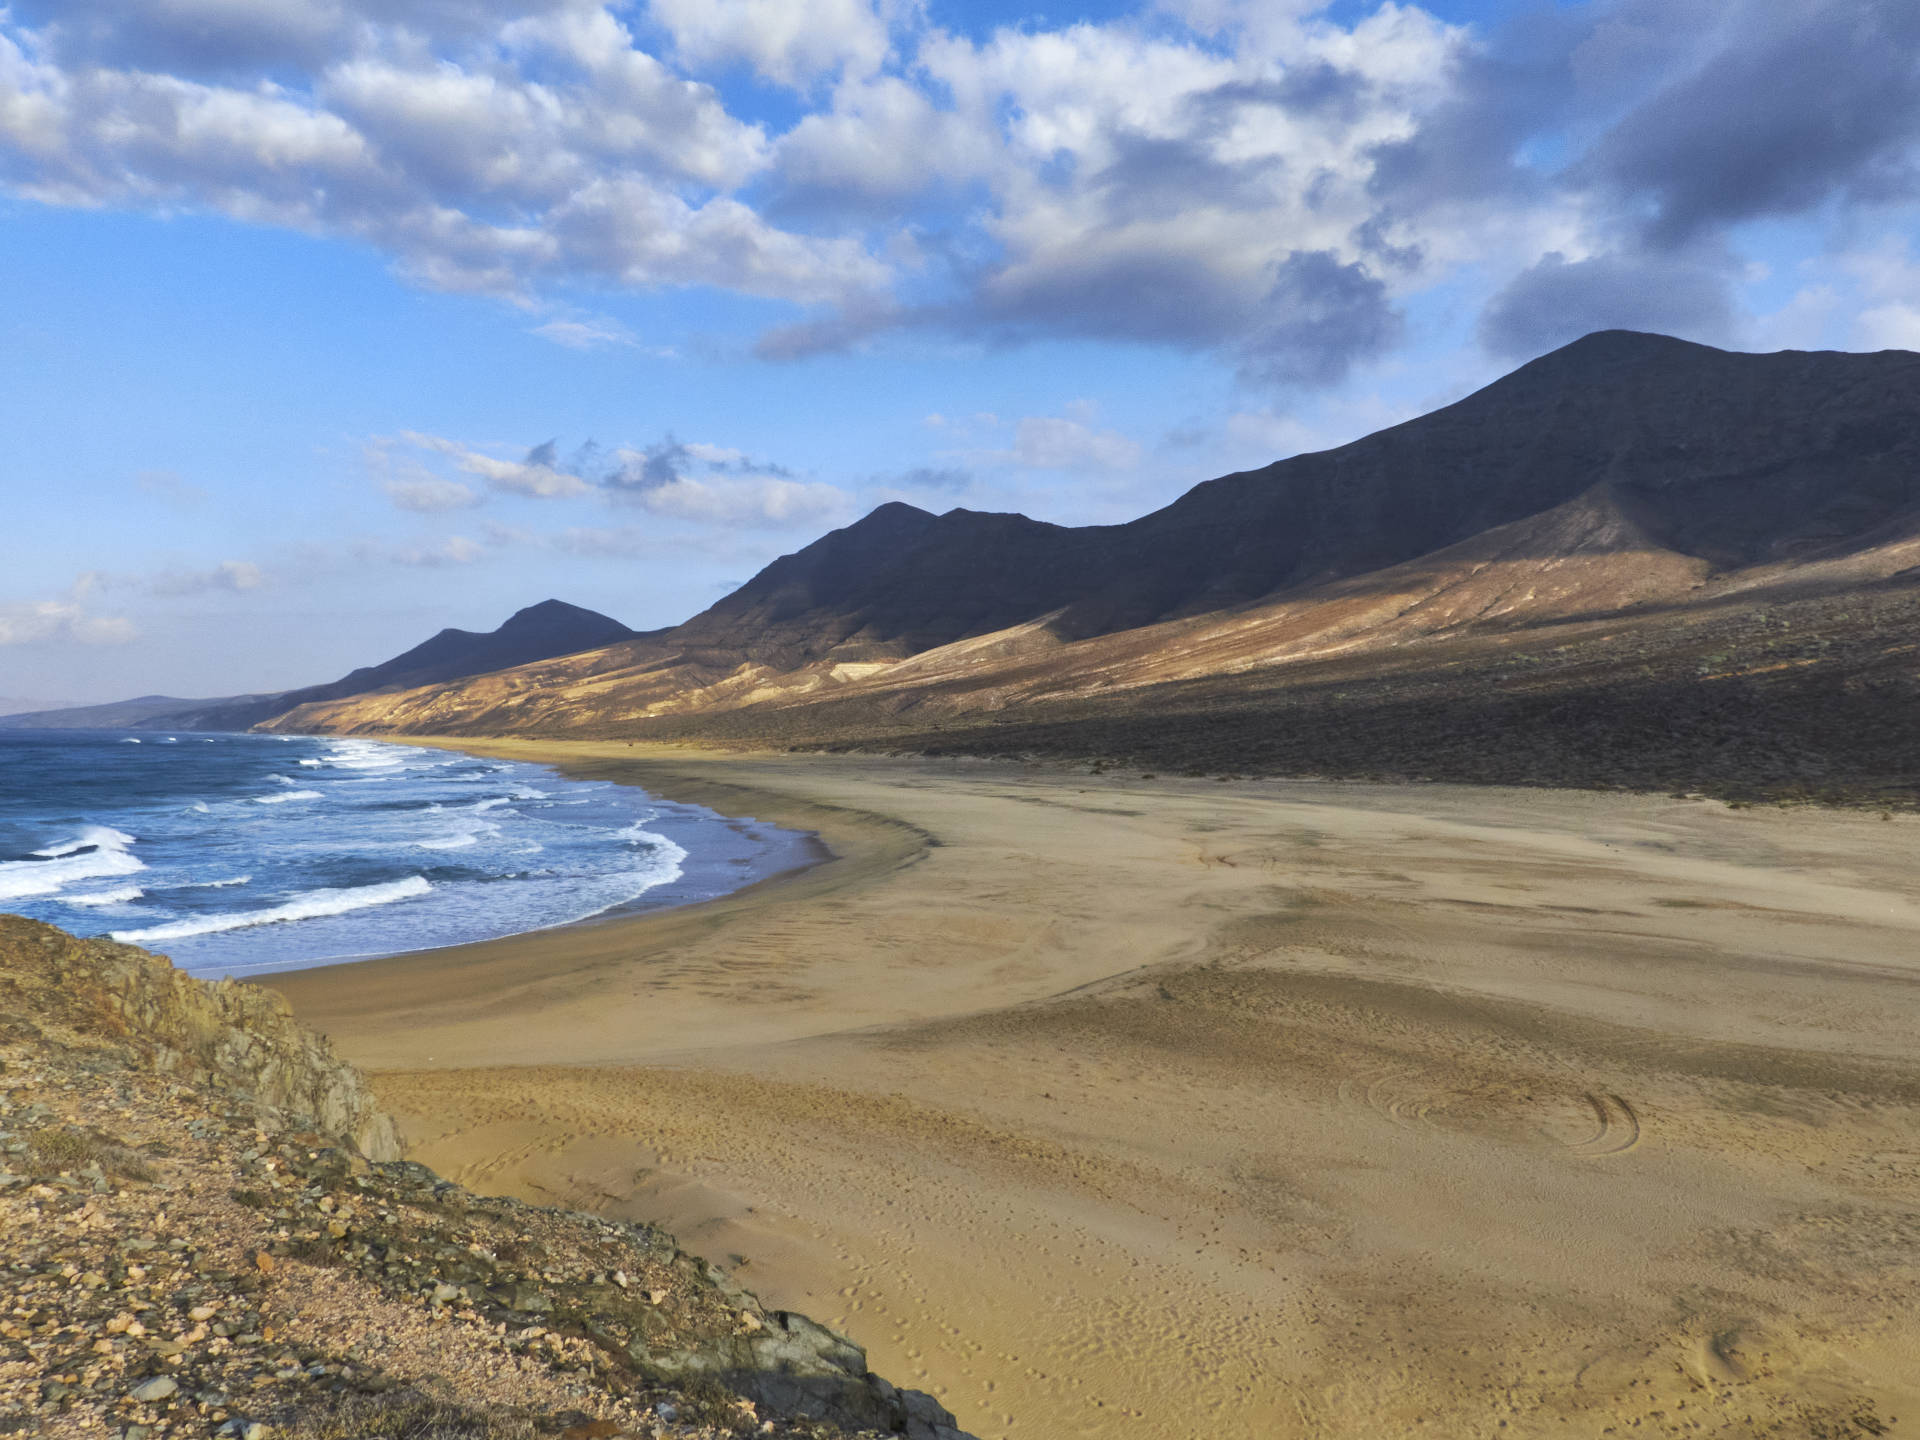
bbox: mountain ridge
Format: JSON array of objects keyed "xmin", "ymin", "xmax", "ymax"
[
  {"xmin": 641, "ymin": 330, "xmax": 1920, "ymax": 666},
  {"xmin": 262, "ymin": 331, "xmax": 1920, "ymax": 801},
  {"xmin": 2, "ymin": 599, "xmax": 635, "ymax": 732}
]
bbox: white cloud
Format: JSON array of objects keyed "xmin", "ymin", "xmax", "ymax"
[
  {"xmin": 531, "ymin": 316, "xmax": 637, "ymax": 350},
  {"xmin": 1013, "ymin": 415, "xmax": 1140, "ymax": 471},
  {"xmin": 649, "ymin": 0, "xmax": 897, "ymax": 87},
  {"xmin": 1857, "ymin": 303, "xmax": 1920, "ymax": 351},
  {"xmin": 1841, "ymin": 241, "xmax": 1920, "ymax": 352},
  {"xmin": 6, "ymin": 0, "xmax": 1918, "ymax": 380},
  {"xmin": 66, "ymin": 559, "xmax": 270, "ymax": 600},
  {"xmin": 0, "ymin": 4, "xmax": 878, "ymax": 304},
  {"xmin": 636, "ymin": 474, "xmax": 851, "ymax": 529},
  {"xmin": 0, "ymin": 598, "xmax": 137, "ymax": 647},
  {"xmin": 960, "ymin": 410, "xmax": 1142, "ymax": 472},
  {"xmin": 395, "ymin": 432, "xmax": 593, "ymax": 499}
]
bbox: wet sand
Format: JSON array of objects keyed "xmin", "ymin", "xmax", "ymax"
[{"xmin": 268, "ymin": 741, "xmax": 1920, "ymax": 1439}]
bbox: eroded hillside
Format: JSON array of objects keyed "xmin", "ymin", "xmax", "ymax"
[{"xmin": 263, "ymin": 333, "xmax": 1920, "ymax": 800}]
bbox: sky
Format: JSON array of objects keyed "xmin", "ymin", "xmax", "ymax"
[{"xmin": 2, "ymin": 0, "xmax": 1918, "ymax": 703}]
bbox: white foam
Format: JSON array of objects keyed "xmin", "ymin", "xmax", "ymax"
[
  {"xmin": 171, "ymin": 875, "xmax": 252, "ymax": 890},
  {"xmin": 416, "ymin": 834, "xmax": 479, "ymax": 850},
  {"xmin": 63, "ymin": 885, "xmax": 145, "ymax": 907},
  {"xmin": 297, "ymin": 759, "xmax": 323, "ymax": 767},
  {"xmin": 325, "ymin": 739, "xmax": 407, "ymax": 771},
  {"xmin": 613, "ymin": 825, "xmax": 687, "ymax": 885},
  {"xmin": 111, "ymin": 875, "xmax": 431, "ymax": 944},
  {"xmin": 159, "ymin": 737, "xmax": 177, "ymax": 744},
  {"xmin": 253, "ymin": 790, "xmax": 322, "ymax": 804},
  {"xmin": 190, "ymin": 802, "xmax": 210, "ymax": 813},
  {"xmin": 35, "ymin": 826, "xmax": 136, "ymax": 858},
  {"xmin": 120, "ymin": 738, "xmax": 141, "ymax": 744},
  {"xmin": 0, "ymin": 827, "xmax": 144, "ymax": 901}
]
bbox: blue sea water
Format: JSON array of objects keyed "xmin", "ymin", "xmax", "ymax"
[{"xmin": 0, "ymin": 730, "xmax": 817, "ymax": 977}]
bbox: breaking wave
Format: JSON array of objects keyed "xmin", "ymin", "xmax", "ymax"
[{"xmin": 112, "ymin": 876, "xmax": 431, "ymax": 943}]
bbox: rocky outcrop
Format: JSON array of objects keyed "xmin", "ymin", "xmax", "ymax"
[
  {"xmin": 0, "ymin": 916, "xmax": 975, "ymax": 1439},
  {"xmin": 0, "ymin": 916, "xmax": 400, "ymax": 1160}
]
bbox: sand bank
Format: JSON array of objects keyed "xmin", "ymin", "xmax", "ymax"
[{"xmin": 269, "ymin": 742, "xmax": 1920, "ymax": 1439}]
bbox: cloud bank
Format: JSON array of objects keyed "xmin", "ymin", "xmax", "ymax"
[{"xmin": 3, "ymin": 0, "xmax": 1914, "ymax": 381}]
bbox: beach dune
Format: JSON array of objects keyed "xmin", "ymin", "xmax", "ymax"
[{"xmin": 269, "ymin": 743, "xmax": 1920, "ymax": 1439}]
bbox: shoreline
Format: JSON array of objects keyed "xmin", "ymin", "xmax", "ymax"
[
  {"xmin": 256, "ymin": 734, "xmax": 842, "ymax": 982},
  {"xmin": 267, "ymin": 737, "xmax": 1920, "ymax": 1439},
  {"xmin": 263, "ymin": 739, "xmax": 938, "ymax": 1069}
]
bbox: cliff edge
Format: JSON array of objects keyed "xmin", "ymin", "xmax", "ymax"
[{"xmin": 0, "ymin": 916, "xmax": 971, "ymax": 1440}]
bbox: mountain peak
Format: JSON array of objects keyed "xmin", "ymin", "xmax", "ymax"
[
  {"xmin": 501, "ymin": 598, "xmax": 615, "ymax": 630},
  {"xmin": 863, "ymin": 500, "xmax": 937, "ymax": 523}
]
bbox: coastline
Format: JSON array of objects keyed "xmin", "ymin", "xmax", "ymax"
[
  {"xmin": 266, "ymin": 738, "xmax": 1920, "ymax": 1439},
  {"xmin": 264, "ymin": 738, "xmax": 935, "ymax": 1069}
]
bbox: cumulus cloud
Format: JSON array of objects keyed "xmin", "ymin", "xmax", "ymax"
[
  {"xmin": 1584, "ymin": 0, "xmax": 1920, "ymax": 247},
  {"xmin": 3, "ymin": 0, "xmax": 1918, "ymax": 383},
  {"xmin": 649, "ymin": 0, "xmax": 898, "ymax": 87},
  {"xmin": 0, "ymin": 1, "xmax": 882, "ymax": 303},
  {"xmin": 1237, "ymin": 251, "xmax": 1401, "ymax": 388},
  {"xmin": 366, "ymin": 427, "xmax": 848, "ymax": 530},
  {"xmin": 392, "ymin": 433, "xmax": 593, "ymax": 499},
  {"xmin": 1840, "ymin": 240, "xmax": 1920, "ymax": 351},
  {"xmin": 1006, "ymin": 415, "xmax": 1141, "ymax": 472},
  {"xmin": 601, "ymin": 437, "xmax": 848, "ymax": 528}
]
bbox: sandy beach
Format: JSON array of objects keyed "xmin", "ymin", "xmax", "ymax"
[{"xmin": 267, "ymin": 742, "xmax": 1920, "ymax": 1439}]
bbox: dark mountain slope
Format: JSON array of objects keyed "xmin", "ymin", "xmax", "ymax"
[
  {"xmin": 306, "ymin": 599, "xmax": 636, "ymax": 700},
  {"xmin": 661, "ymin": 331, "xmax": 1920, "ymax": 666},
  {"xmin": 268, "ymin": 332, "xmax": 1920, "ymax": 802}
]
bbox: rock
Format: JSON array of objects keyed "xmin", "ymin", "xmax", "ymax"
[
  {"xmin": 129, "ymin": 1376, "xmax": 177, "ymax": 1401},
  {"xmin": 0, "ymin": 918, "xmax": 401, "ymax": 1161}
]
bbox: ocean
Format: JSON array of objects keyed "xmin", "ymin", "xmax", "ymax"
[{"xmin": 0, "ymin": 729, "xmax": 817, "ymax": 978}]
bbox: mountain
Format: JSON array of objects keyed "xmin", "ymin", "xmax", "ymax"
[
  {"xmin": 662, "ymin": 330, "xmax": 1919, "ymax": 668},
  {"xmin": 0, "ymin": 696, "xmax": 78, "ymax": 717},
  {"xmin": 177, "ymin": 599, "xmax": 639, "ymax": 731},
  {"xmin": 0, "ymin": 600, "xmax": 636, "ymax": 732},
  {"xmin": 0, "ymin": 694, "xmax": 245, "ymax": 731},
  {"xmin": 263, "ymin": 333, "xmax": 1920, "ymax": 799}
]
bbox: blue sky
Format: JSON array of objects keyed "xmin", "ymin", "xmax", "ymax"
[{"xmin": 2, "ymin": 0, "xmax": 1917, "ymax": 702}]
